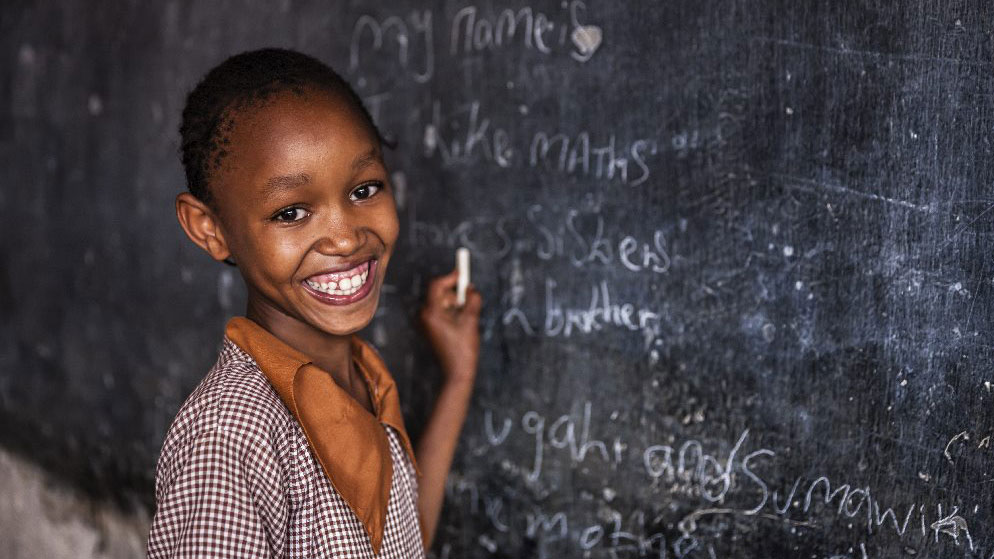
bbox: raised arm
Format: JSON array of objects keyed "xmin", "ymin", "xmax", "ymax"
[{"xmin": 415, "ymin": 268, "xmax": 483, "ymax": 547}]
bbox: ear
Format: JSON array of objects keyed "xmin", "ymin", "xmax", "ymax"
[{"xmin": 175, "ymin": 192, "xmax": 232, "ymax": 262}]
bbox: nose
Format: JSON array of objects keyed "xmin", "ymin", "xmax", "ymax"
[{"xmin": 313, "ymin": 206, "xmax": 365, "ymax": 257}]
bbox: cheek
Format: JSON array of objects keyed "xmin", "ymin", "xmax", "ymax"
[
  {"xmin": 267, "ymin": 236, "xmax": 310, "ymax": 275},
  {"xmin": 240, "ymin": 231, "xmax": 304, "ymax": 283},
  {"xmin": 374, "ymin": 204, "xmax": 400, "ymax": 248}
]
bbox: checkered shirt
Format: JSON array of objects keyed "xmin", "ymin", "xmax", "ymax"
[{"xmin": 147, "ymin": 339, "xmax": 425, "ymax": 559}]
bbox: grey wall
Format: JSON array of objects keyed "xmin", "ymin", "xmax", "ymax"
[{"xmin": 0, "ymin": 447, "xmax": 148, "ymax": 559}]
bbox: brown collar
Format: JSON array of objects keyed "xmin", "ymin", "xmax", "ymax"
[{"xmin": 225, "ymin": 317, "xmax": 418, "ymax": 554}]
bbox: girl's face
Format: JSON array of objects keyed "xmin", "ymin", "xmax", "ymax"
[{"xmin": 210, "ymin": 89, "xmax": 398, "ymax": 337}]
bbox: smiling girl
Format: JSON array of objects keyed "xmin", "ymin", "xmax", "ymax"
[{"xmin": 147, "ymin": 48, "xmax": 482, "ymax": 559}]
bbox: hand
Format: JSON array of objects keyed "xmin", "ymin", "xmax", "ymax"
[{"xmin": 419, "ymin": 268, "xmax": 483, "ymax": 385}]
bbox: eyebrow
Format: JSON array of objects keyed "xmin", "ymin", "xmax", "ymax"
[
  {"xmin": 351, "ymin": 148, "xmax": 382, "ymax": 172},
  {"xmin": 263, "ymin": 172, "xmax": 311, "ymax": 196},
  {"xmin": 260, "ymin": 148, "xmax": 383, "ymax": 196}
]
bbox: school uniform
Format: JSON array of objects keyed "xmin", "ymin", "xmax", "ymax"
[{"xmin": 147, "ymin": 317, "xmax": 425, "ymax": 559}]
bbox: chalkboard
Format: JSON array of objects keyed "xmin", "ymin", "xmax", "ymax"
[{"xmin": 2, "ymin": 1, "xmax": 993, "ymax": 557}]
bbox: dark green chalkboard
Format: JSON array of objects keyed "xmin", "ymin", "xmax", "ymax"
[{"xmin": 2, "ymin": 1, "xmax": 993, "ymax": 557}]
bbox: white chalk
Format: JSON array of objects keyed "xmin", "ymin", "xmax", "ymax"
[{"xmin": 456, "ymin": 247, "xmax": 470, "ymax": 306}]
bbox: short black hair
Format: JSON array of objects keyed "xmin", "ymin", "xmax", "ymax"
[{"xmin": 179, "ymin": 48, "xmax": 385, "ymax": 207}]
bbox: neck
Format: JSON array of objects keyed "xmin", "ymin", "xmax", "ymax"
[{"xmin": 246, "ymin": 295, "xmax": 353, "ymax": 387}]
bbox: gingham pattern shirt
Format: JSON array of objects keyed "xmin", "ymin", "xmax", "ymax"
[{"xmin": 147, "ymin": 339, "xmax": 425, "ymax": 559}]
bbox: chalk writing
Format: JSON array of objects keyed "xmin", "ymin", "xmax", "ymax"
[
  {"xmin": 643, "ymin": 430, "xmax": 750, "ymax": 504},
  {"xmin": 518, "ymin": 401, "xmax": 621, "ymax": 481},
  {"xmin": 450, "ymin": 1, "xmax": 601, "ymax": 63},
  {"xmin": 542, "ymin": 278, "xmax": 664, "ymax": 349},
  {"xmin": 349, "ymin": 10, "xmax": 434, "ymax": 83},
  {"xmin": 421, "ymin": 100, "xmax": 660, "ymax": 186},
  {"xmin": 349, "ymin": 1, "xmax": 601, "ymax": 94},
  {"xmin": 739, "ymin": 453, "xmax": 981, "ymax": 551},
  {"xmin": 423, "ymin": 101, "xmax": 514, "ymax": 168},
  {"xmin": 499, "ymin": 276, "xmax": 669, "ymax": 352},
  {"xmin": 408, "ymin": 202, "xmax": 675, "ymax": 277},
  {"xmin": 530, "ymin": 131, "xmax": 656, "ymax": 186},
  {"xmin": 458, "ymin": 402, "xmax": 992, "ymax": 558},
  {"xmin": 526, "ymin": 205, "xmax": 672, "ymax": 272},
  {"xmin": 445, "ymin": 475, "xmax": 718, "ymax": 559}
]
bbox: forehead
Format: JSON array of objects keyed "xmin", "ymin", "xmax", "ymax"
[{"xmin": 214, "ymin": 89, "xmax": 380, "ymax": 198}]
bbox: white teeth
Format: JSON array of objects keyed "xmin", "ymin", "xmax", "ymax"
[{"xmin": 306, "ymin": 266, "xmax": 371, "ymax": 296}]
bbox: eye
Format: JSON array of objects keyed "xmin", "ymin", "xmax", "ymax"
[
  {"xmin": 350, "ymin": 181, "xmax": 383, "ymax": 201},
  {"xmin": 271, "ymin": 206, "xmax": 309, "ymax": 223}
]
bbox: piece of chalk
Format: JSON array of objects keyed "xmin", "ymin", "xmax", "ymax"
[{"xmin": 456, "ymin": 247, "xmax": 470, "ymax": 306}]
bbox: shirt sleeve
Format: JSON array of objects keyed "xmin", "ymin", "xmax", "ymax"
[{"xmin": 147, "ymin": 428, "xmax": 289, "ymax": 559}]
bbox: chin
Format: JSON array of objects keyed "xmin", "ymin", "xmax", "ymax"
[{"xmin": 309, "ymin": 298, "xmax": 380, "ymax": 336}]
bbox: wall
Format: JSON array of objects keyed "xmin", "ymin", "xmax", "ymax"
[{"xmin": 0, "ymin": 447, "xmax": 148, "ymax": 558}]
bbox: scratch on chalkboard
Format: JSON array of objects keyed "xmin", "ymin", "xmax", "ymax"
[
  {"xmin": 773, "ymin": 173, "xmax": 932, "ymax": 212},
  {"xmin": 677, "ymin": 507, "xmax": 814, "ymax": 536},
  {"xmin": 753, "ymin": 37, "xmax": 994, "ymax": 68},
  {"xmin": 939, "ymin": 203, "xmax": 994, "ymax": 248}
]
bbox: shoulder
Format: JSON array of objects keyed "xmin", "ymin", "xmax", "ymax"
[{"xmin": 156, "ymin": 339, "xmax": 294, "ymax": 474}]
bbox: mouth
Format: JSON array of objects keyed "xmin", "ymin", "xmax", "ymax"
[{"xmin": 301, "ymin": 259, "xmax": 377, "ymax": 305}]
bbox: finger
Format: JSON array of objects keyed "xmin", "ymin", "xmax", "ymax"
[
  {"xmin": 442, "ymin": 291, "xmax": 459, "ymax": 311},
  {"xmin": 427, "ymin": 268, "xmax": 459, "ymax": 300},
  {"xmin": 453, "ymin": 285, "xmax": 482, "ymax": 315},
  {"xmin": 463, "ymin": 287, "xmax": 483, "ymax": 316}
]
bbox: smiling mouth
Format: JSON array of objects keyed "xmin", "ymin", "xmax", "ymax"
[
  {"xmin": 302, "ymin": 259, "xmax": 377, "ymax": 306},
  {"xmin": 304, "ymin": 261, "xmax": 371, "ymax": 296}
]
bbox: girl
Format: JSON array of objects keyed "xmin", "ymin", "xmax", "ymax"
[{"xmin": 147, "ymin": 48, "xmax": 482, "ymax": 558}]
